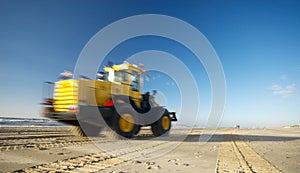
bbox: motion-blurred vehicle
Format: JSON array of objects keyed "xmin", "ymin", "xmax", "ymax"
[{"xmin": 42, "ymin": 62, "xmax": 177, "ymax": 137}]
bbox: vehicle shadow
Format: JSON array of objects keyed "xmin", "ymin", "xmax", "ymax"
[{"xmin": 132, "ymin": 133, "xmax": 300, "ymax": 143}]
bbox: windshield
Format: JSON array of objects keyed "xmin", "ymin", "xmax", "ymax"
[{"xmin": 114, "ymin": 70, "xmax": 128, "ymax": 83}]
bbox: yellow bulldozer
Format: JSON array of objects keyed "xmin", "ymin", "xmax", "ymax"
[{"xmin": 42, "ymin": 62, "xmax": 177, "ymax": 138}]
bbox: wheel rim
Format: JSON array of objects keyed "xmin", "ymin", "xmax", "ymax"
[
  {"xmin": 162, "ymin": 116, "xmax": 170, "ymax": 130},
  {"xmin": 119, "ymin": 113, "xmax": 134, "ymax": 133}
]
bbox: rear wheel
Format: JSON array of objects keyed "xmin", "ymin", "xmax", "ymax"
[
  {"xmin": 151, "ymin": 113, "xmax": 171, "ymax": 137},
  {"xmin": 113, "ymin": 111, "xmax": 138, "ymax": 138}
]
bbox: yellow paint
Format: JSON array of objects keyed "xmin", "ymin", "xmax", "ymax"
[
  {"xmin": 119, "ymin": 113, "xmax": 134, "ymax": 132},
  {"xmin": 54, "ymin": 80, "xmax": 78, "ymax": 112},
  {"xmin": 54, "ymin": 108, "xmax": 69, "ymax": 112},
  {"xmin": 162, "ymin": 115, "xmax": 170, "ymax": 130}
]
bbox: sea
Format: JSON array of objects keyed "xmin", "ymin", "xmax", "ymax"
[{"xmin": 0, "ymin": 117, "xmax": 66, "ymax": 127}]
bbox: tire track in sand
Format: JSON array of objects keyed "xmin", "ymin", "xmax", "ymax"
[
  {"xmin": 0, "ymin": 127, "xmax": 109, "ymax": 151},
  {"xmin": 17, "ymin": 140, "xmax": 175, "ymax": 173},
  {"xmin": 216, "ymin": 130, "xmax": 282, "ymax": 173},
  {"xmin": 0, "ymin": 136, "xmax": 93, "ymax": 151}
]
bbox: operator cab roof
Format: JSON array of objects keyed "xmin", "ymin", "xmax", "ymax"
[{"xmin": 104, "ymin": 62, "xmax": 144, "ymax": 73}]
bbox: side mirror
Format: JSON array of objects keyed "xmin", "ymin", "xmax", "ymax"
[{"xmin": 153, "ymin": 90, "xmax": 157, "ymax": 96}]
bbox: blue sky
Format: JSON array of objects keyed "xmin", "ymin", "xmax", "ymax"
[{"xmin": 0, "ymin": 0, "xmax": 299, "ymax": 127}]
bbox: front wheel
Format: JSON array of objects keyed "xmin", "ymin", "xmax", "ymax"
[{"xmin": 151, "ymin": 113, "xmax": 171, "ymax": 137}]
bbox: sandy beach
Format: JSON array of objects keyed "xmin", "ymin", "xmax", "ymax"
[{"xmin": 0, "ymin": 126, "xmax": 299, "ymax": 173}]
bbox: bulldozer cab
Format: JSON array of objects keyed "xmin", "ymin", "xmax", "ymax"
[
  {"xmin": 105, "ymin": 63, "xmax": 144, "ymax": 90},
  {"xmin": 103, "ymin": 62, "xmax": 145, "ymax": 106}
]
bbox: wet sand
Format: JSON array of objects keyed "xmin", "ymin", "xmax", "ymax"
[{"xmin": 0, "ymin": 126, "xmax": 299, "ymax": 172}]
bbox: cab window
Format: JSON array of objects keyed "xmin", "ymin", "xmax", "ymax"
[
  {"xmin": 131, "ymin": 71, "xmax": 139, "ymax": 91},
  {"xmin": 114, "ymin": 70, "xmax": 128, "ymax": 83}
]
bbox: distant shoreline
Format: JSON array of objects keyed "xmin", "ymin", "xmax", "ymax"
[{"xmin": 0, "ymin": 117, "xmax": 66, "ymax": 127}]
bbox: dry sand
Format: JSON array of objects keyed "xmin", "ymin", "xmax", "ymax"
[{"xmin": 0, "ymin": 126, "xmax": 299, "ymax": 172}]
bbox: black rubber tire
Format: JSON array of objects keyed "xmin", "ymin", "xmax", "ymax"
[
  {"xmin": 134, "ymin": 125, "xmax": 141, "ymax": 135},
  {"xmin": 151, "ymin": 113, "xmax": 171, "ymax": 137},
  {"xmin": 112, "ymin": 110, "xmax": 139, "ymax": 138}
]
